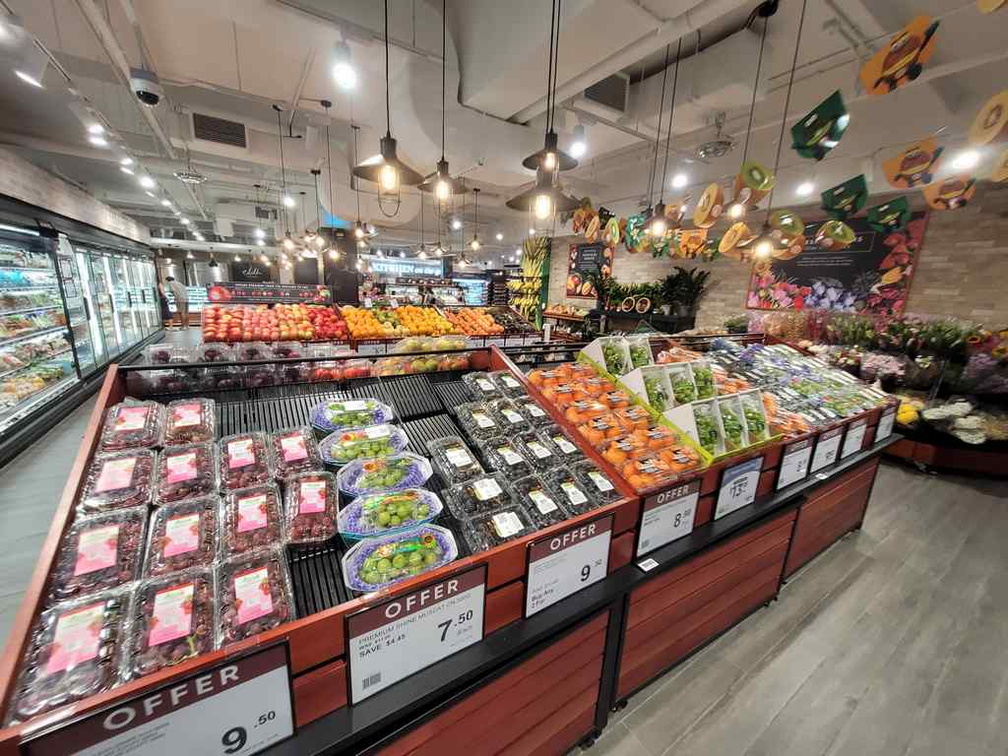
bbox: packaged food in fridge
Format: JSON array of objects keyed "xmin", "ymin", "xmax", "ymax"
[
  {"xmin": 284, "ymin": 471, "xmax": 338, "ymax": 545},
  {"xmin": 5, "ymin": 588, "xmax": 129, "ymax": 725},
  {"xmin": 142, "ymin": 496, "xmax": 219, "ymax": 577},
  {"xmin": 454, "ymin": 402, "xmax": 502, "ymax": 440},
  {"xmin": 337, "ymin": 453, "xmax": 432, "ymax": 496},
  {"xmin": 640, "ymin": 365, "xmax": 673, "ymax": 412},
  {"xmin": 716, "ymin": 395, "xmax": 748, "ymax": 452},
  {"xmin": 98, "ymin": 400, "xmax": 163, "ymax": 452},
  {"xmin": 310, "ymin": 398, "xmax": 394, "ymax": 434},
  {"xmin": 342, "ymin": 525, "xmax": 457, "ymax": 592},
  {"xmin": 690, "ymin": 360, "xmax": 716, "ymax": 400},
  {"xmin": 512, "ymin": 475, "xmax": 569, "ymax": 528},
  {"xmin": 145, "ymin": 343, "xmax": 190, "ymax": 365},
  {"xmin": 692, "ymin": 399, "xmax": 724, "ymax": 455},
  {"xmin": 445, "ymin": 472, "xmax": 513, "ymax": 518},
  {"xmin": 222, "ymin": 484, "xmax": 285, "ymax": 557},
  {"xmin": 271, "ymin": 341, "xmax": 306, "ymax": 359},
  {"xmin": 318, "ymin": 424, "xmax": 407, "ymax": 467},
  {"xmin": 217, "ymin": 547, "xmax": 293, "ymax": 645},
  {"xmin": 155, "ymin": 442, "xmax": 218, "ymax": 505},
  {"xmin": 271, "ymin": 426, "xmax": 321, "ymax": 479},
  {"xmin": 600, "ymin": 435, "xmax": 650, "ymax": 467},
  {"xmin": 478, "ymin": 436, "xmax": 534, "ymax": 478},
  {"xmin": 739, "ymin": 390, "xmax": 770, "ymax": 442},
  {"xmin": 541, "ymin": 469, "xmax": 595, "ymax": 516},
  {"xmin": 515, "ymin": 430, "xmax": 561, "ymax": 472},
  {"xmin": 126, "ymin": 569, "xmax": 217, "ymax": 679},
  {"xmin": 427, "ymin": 436, "xmax": 484, "ymax": 485},
  {"xmin": 513, "ymin": 396, "xmax": 551, "ymax": 426},
  {"xmin": 338, "ymin": 488, "xmax": 443, "ymax": 540},
  {"xmin": 626, "ymin": 335, "xmax": 654, "ymax": 369},
  {"xmin": 235, "ymin": 342, "xmax": 270, "ymax": 361},
  {"xmin": 570, "ymin": 460, "xmax": 621, "ymax": 504},
  {"xmin": 195, "ymin": 343, "xmax": 234, "ymax": 363},
  {"xmin": 162, "ymin": 398, "xmax": 216, "ymax": 445},
  {"xmin": 540, "ymin": 424, "xmax": 584, "ymax": 462},
  {"xmin": 528, "ymin": 367, "xmax": 567, "ymax": 388},
  {"xmin": 197, "ymin": 365, "xmax": 243, "ymax": 391},
  {"xmin": 219, "ymin": 432, "xmax": 273, "ymax": 490},
  {"xmin": 665, "ymin": 364, "xmax": 698, "ymax": 405},
  {"xmin": 48, "ymin": 508, "xmax": 147, "ymax": 604},
  {"xmin": 486, "ymin": 398, "xmax": 528, "ymax": 431},
  {"xmin": 78, "ymin": 449, "xmax": 155, "ymax": 515},
  {"xmin": 462, "ymin": 505, "xmax": 535, "ymax": 553},
  {"xmin": 462, "ymin": 371, "xmax": 502, "ymax": 400},
  {"xmin": 488, "ymin": 370, "xmax": 525, "ymax": 397}
]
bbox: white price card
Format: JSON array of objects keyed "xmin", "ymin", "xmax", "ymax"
[
  {"xmin": 346, "ymin": 566, "xmax": 486, "ymax": 704},
  {"xmin": 637, "ymin": 479, "xmax": 700, "ymax": 557},
  {"xmin": 525, "ymin": 514, "xmax": 613, "ymax": 617},
  {"xmin": 841, "ymin": 418, "xmax": 868, "ymax": 458},
  {"xmin": 776, "ymin": 438, "xmax": 813, "ymax": 491},
  {"xmin": 809, "ymin": 426, "xmax": 843, "ymax": 473},
  {"xmin": 25, "ymin": 644, "xmax": 294, "ymax": 756},
  {"xmin": 487, "ymin": 338, "xmax": 506, "ymax": 349},
  {"xmin": 714, "ymin": 456, "xmax": 763, "ymax": 520},
  {"xmin": 877, "ymin": 408, "xmax": 896, "ymax": 442}
]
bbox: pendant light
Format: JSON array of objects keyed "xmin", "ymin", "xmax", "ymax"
[
  {"xmin": 646, "ymin": 40, "xmax": 683, "ymax": 240},
  {"xmin": 321, "ymin": 100, "xmax": 339, "ymax": 259},
  {"xmin": 419, "ymin": 0, "xmax": 461, "ymax": 206},
  {"xmin": 352, "ymin": 0, "xmax": 423, "ymax": 216},
  {"xmin": 350, "ymin": 124, "xmax": 368, "ymax": 242},
  {"xmin": 469, "ymin": 188, "xmax": 481, "ymax": 251},
  {"xmin": 417, "ymin": 191, "xmax": 429, "ymax": 259}
]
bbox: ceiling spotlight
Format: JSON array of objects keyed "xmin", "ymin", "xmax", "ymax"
[
  {"xmin": 951, "ymin": 149, "xmax": 980, "ymax": 172},
  {"xmin": 261, "ymin": 255, "xmax": 271, "ymax": 265},
  {"xmin": 569, "ymin": 124, "xmax": 587, "ymax": 159},
  {"xmin": 120, "ymin": 156, "xmax": 133, "ymax": 167},
  {"xmin": 728, "ymin": 203, "xmax": 746, "ymax": 219},
  {"xmin": 450, "ymin": 217, "xmax": 462, "ymax": 231},
  {"xmin": 282, "ymin": 194, "xmax": 295, "ymax": 208},
  {"xmin": 417, "ymin": 249, "xmax": 428, "ymax": 260},
  {"xmin": 795, "ymin": 181, "xmax": 815, "ymax": 197},
  {"xmin": 160, "ymin": 199, "xmax": 171, "ymax": 208},
  {"xmin": 254, "ymin": 227, "xmax": 265, "ymax": 239},
  {"xmin": 495, "ymin": 232, "xmax": 503, "ymax": 241},
  {"xmin": 672, "ymin": 172, "xmax": 688, "ymax": 189},
  {"xmin": 256, "ymin": 239, "xmax": 265, "ymax": 247},
  {"xmin": 86, "ymin": 123, "xmax": 104, "ymax": 135},
  {"xmin": 332, "ymin": 40, "xmax": 357, "ymax": 90},
  {"xmin": 282, "ymin": 233, "xmax": 295, "ymax": 250},
  {"xmin": 186, "ymin": 250, "xmax": 194, "ymax": 259},
  {"xmin": 328, "ymin": 248, "xmax": 340, "ymax": 260},
  {"xmin": 234, "ymin": 253, "xmax": 242, "ymax": 262},
  {"xmin": 515, "ymin": 247, "xmax": 522, "ymax": 255},
  {"xmin": 138, "ymin": 175, "xmax": 156, "ymax": 189},
  {"xmin": 180, "ymin": 218, "xmax": 191, "ymax": 225},
  {"xmin": 353, "ymin": 222, "xmax": 366, "ymax": 239},
  {"xmin": 88, "ymin": 134, "xmax": 108, "ymax": 147},
  {"xmin": 120, "ymin": 166, "xmax": 134, "ymax": 175}
]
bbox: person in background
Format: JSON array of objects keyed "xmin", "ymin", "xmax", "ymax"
[
  {"xmin": 156, "ymin": 279, "xmax": 172, "ymax": 327},
  {"xmin": 165, "ymin": 275, "xmax": 189, "ymax": 329}
]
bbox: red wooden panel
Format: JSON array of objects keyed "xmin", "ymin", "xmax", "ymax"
[
  {"xmin": 884, "ymin": 438, "xmax": 916, "ymax": 461},
  {"xmin": 485, "ymin": 581, "xmax": 524, "ymax": 635},
  {"xmin": 609, "ymin": 531, "xmax": 635, "ymax": 571},
  {"xmin": 785, "ymin": 493, "xmax": 871, "ymax": 577},
  {"xmin": 286, "ymin": 612, "xmax": 345, "ymax": 674},
  {"xmin": 700, "ymin": 467, "xmax": 720, "ymax": 495},
  {"xmin": 292, "ymin": 660, "xmax": 346, "ymax": 727},
  {"xmin": 757, "ymin": 469, "xmax": 776, "ymax": 497},
  {"xmin": 612, "ymin": 497, "xmax": 642, "ymax": 535},
  {"xmin": 800, "ymin": 480, "xmax": 873, "ymax": 534},
  {"xmin": 804, "ymin": 460, "xmax": 878, "ymax": 507},
  {"xmin": 527, "ymin": 708, "xmax": 596, "ymax": 756},
  {"xmin": 494, "ymin": 685, "xmax": 598, "ymax": 756},
  {"xmin": 694, "ymin": 494, "xmax": 715, "ymax": 528},
  {"xmin": 762, "ymin": 443, "xmax": 783, "ymax": 470}
]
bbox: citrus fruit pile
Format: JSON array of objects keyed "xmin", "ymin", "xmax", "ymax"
[
  {"xmin": 444, "ymin": 308, "xmax": 504, "ymax": 336},
  {"xmin": 395, "ymin": 306, "xmax": 455, "ymax": 336},
  {"xmin": 340, "ymin": 306, "xmax": 392, "ymax": 339}
]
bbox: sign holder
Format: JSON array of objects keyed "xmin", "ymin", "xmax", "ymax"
[
  {"xmin": 776, "ymin": 437, "xmax": 813, "ymax": 491},
  {"xmin": 636, "ymin": 479, "xmax": 701, "ymax": 558},
  {"xmin": 809, "ymin": 425, "xmax": 844, "ymax": 473},
  {"xmin": 714, "ymin": 456, "xmax": 764, "ymax": 520}
]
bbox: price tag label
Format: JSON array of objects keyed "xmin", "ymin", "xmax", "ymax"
[
  {"xmin": 776, "ymin": 438, "xmax": 813, "ymax": 490},
  {"xmin": 809, "ymin": 426, "xmax": 843, "ymax": 473},
  {"xmin": 841, "ymin": 418, "xmax": 868, "ymax": 458},
  {"xmin": 876, "ymin": 408, "xmax": 896, "ymax": 442},
  {"xmin": 363, "ymin": 297, "xmax": 373, "ymax": 308},
  {"xmin": 637, "ymin": 479, "xmax": 700, "ymax": 557},
  {"xmin": 346, "ymin": 566, "xmax": 486, "ymax": 704},
  {"xmin": 525, "ymin": 514, "xmax": 613, "ymax": 617},
  {"xmin": 487, "ymin": 338, "xmax": 506, "ymax": 349},
  {"xmin": 714, "ymin": 456, "xmax": 763, "ymax": 520},
  {"xmin": 24, "ymin": 644, "xmax": 294, "ymax": 756}
]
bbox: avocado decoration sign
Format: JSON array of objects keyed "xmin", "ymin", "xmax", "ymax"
[
  {"xmin": 859, "ymin": 16, "xmax": 939, "ymax": 96},
  {"xmin": 883, "ymin": 139, "xmax": 945, "ymax": 188},
  {"xmin": 566, "ymin": 242, "xmax": 613, "ymax": 298},
  {"xmin": 791, "ymin": 90, "xmax": 849, "ymax": 160},
  {"xmin": 922, "ymin": 174, "xmax": 977, "ymax": 210}
]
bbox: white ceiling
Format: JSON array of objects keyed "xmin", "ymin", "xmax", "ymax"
[{"xmin": 0, "ymin": 0, "xmax": 1004, "ymax": 267}]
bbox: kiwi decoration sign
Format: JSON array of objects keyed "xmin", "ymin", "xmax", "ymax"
[
  {"xmin": 746, "ymin": 213, "xmax": 927, "ymax": 317},
  {"xmin": 566, "ymin": 242, "xmax": 613, "ymax": 299}
]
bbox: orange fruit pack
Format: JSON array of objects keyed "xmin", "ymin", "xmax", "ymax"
[
  {"xmin": 577, "ymin": 414, "xmax": 625, "ymax": 445},
  {"xmin": 627, "ymin": 424, "xmax": 680, "ymax": 450},
  {"xmin": 619, "ymin": 453, "xmax": 680, "ymax": 491},
  {"xmin": 601, "ymin": 435, "xmax": 651, "ymax": 467},
  {"xmin": 564, "ymin": 400, "xmax": 610, "ymax": 426},
  {"xmin": 541, "ymin": 383, "xmax": 578, "ymax": 406},
  {"xmin": 598, "ymin": 389, "xmax": 632, "ymax": 410},
  {"xmin": 613, "ymin": 406, "xmax": 652, "ymax": 431}
]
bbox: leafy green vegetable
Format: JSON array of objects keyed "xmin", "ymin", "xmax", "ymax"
[
  {"xmin": 720, "ymin": 406, "xmax": 745, "ymax": 450},
  {"xmin": 671, "ymin": 376, "xmax": 697, "ymax": 403},
  {"xmin": 644, "ymin": 375, "xmax": 668, "ymax": 411}
]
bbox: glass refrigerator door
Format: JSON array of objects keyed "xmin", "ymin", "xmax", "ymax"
[
  {"xmin": 110, "ymin": 255, "xmax": 140, "ymax": 348},
  {"xmin": 136, "ymin": 259, "xmax": 158, "ymax": 335},
  {"xmin": 55, "ymin": 236, "xmax": 97, "ymax": 375},
  {"xmin": 74, "ymin": 250, "xmax": 106, "ymax": 365},
  {"xmin": 88, "ymin": 253, "xmax": 122, "ymax": 358}
]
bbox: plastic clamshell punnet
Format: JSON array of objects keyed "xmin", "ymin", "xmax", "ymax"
[
  {"xmin": 142, "ymin": 496, "xmax": 220, "ymax": 577},
  {"xmin": 77, "ymin": 449, "xmax": 156, "ymax": 515},
  {"xmin": 219, "ymin": 432, "xmax": 274, "ymax": 491},
  {"xmin": 427, "ymin": 436, "xmax": 485, "ymax": 485},
  {"xmin": 341, "ymin": 525, "xmax": 458, "ymax": 593},
  {"xmin": 462, "ymin": 505, "xmax": 535, "ymax": 553},
  {"xmin": 155, "ymin": 442, "xmax": 218, "ymax": 505},
  {"xmin": 161, "ymin": 398, "xmax": 216, "ymax": 445},
  {"xmin": 222, "ymin": 484, "xmax": 286, "ymax": 557},
  {"xmin": 98, "ymin": 400, "xmax": 163, "ymax": 452},
  {"xmin": 217, "ymin": 546, "xmax": 294, "ymax": 645},
  {"xmin": 338, "ymin": 488, "xmax": 444, "ymax": 541},
  {"xmin": 284, "ymin": 471, "xmax": 338, "ymax": 545},
  {"xmin": 336, "ymin": 452, "xmax": 433, "ymax": 496}
]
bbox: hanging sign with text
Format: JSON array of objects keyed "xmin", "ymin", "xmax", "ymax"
[
  {"xmin": 525, "ymin": 514, "xmax": 613, "ymax": 617},
  {"xmin": 637, "ymin": 479, "xmax": 700, "ymax": 557}
]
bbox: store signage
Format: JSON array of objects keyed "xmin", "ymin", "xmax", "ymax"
[
  {"xmin": 206, "ymin": 281, "xmax": 330, "ymax": 304},
  {"xmin": 24, "ymin": 644, "xmax": 294, "ymax": 756},
  {"xmin": 841, "ymin": 417, "xmax": 868, "ymax": 458},
  {"xmin": 566, "ymin": 242, "xmax": 612, "ymax": 299},
  {"xmin": 637, "ymin": 479, "xmax": 700, "ymax": 557},
  {"xmin": 363, "ymin": 256, "xmax": 445, "ymax": 278},
  {"xmin": 715, "ymin": 456, "xmax": 763, "ymax": 520},
  {"xmin": 230, "ymin": 262, "xmax": 273, "ymax": 283},
  {"xmin": 777, "ymin": 438, "xmax": 813, "ymax": 490},
  {"xmin": 525, "ymin": 514, "xmax": 613, "ymax": 617},
  {"xmin": 876, "ymin": 407, "xmax": 896, "ymax": 441},
  {"xmin": 810, "ymin": 426, "xmax": 843, "ymax": 473},
  {"xmin": 346, "ymin": 565, "xmax": 486, "ymax": 704}
]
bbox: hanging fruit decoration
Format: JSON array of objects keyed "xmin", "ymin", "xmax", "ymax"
[
  {"xmin": 768, "ymin": 210, "xmax": 806, "ymax": 259},
  {"xmin": 692, "ymin": 183, "xmax": 724, "ymax": 228},
  {"xmin": 993, "ymin": 149, "xmax": 1008, "ymax": 182},
  {"xmin": 867, "ymin": 197, "xmax": 911, "ymax": 233},
  {"xmin": 791, "ymin": 90, "xmax": 849, "ymax": 161},
  {"xmin": 624, "ymin": 213, "xmax": 650, "ymax": 254},
  {"xmin": 733, "ymin": 161, "xmax": 776, "ymax": 207},
  {"xmin": 858, "ymin": 16, "xmax": 939, "ymax": 96},
  {"xmin": 968, "ymin": 90, "xmax": 1008, "ymax": 146},
  {"xmin": 977, "ymin": 0, "xmax": 1006, "ymax": 14},
  {"xmin": 675, "ymin": 228, "xmax": 708, "ymax": 260},
  {"xmin": 882, "ymin": 139, "xmax": 944, "ymax": 188},
  {"xmin": 922, "ymin": 175, "xmax": 977, "ymax": 210},
  {"xmin": 718, "ymin": 222, "xmax": 754, "ymax": 259}
]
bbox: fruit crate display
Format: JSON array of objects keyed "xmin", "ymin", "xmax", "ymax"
[
  {"xmin": 340, "ymin": 305, "xmax": 454, "ymax": 340},
  {"xmin": 201, "ymin": 303, "xmax": 349, "ymax": 344}
]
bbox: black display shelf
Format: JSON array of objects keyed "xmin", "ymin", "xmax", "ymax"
[
  {"xmin": 376, "ymin": 374, "xmax": 446, "ymax": 420},
  {"xmin": 431, "ymin": 380, "xmax": 474, "ymax": 411},
  {"xmin": 288, "ymin": 542, "xmax": 352, "ymax": 618}
]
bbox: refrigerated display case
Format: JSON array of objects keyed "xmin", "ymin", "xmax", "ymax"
[
  {"xmin": 80, "ymin": 248, "xmax": 122, "ymax": 359},
  {"xmin": 55, "ymin": 235, "xmax": 97, "ymax": 375}
]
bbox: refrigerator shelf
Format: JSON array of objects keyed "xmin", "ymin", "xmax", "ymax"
[
  {"xmin": 0, "ymin": 304, "xmax": 61, "ymax": 318},
  {"xmin": 0, "ymin": 325, "xmax": 68, "ymax": 351},
  {"xmin": 0, "ymin": 374, "xmax": 78, "ymax": 431},
  {"xmin": 0, "ymin": 347, "xmax": 74, "ymax": 381}
]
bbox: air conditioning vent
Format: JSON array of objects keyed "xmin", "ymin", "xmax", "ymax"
[
  {"xmin": 192, "ymin": 113, "xmax": 247, "ymax": 148},
  {"xmin": 582, "ymin": 73, "xmax": 629, "ymax": 115}
]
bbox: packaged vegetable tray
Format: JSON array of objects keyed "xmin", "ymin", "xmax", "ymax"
[
  {"xmin": 98, "ymin": 401, "xmax": 163, "ymax": 452},
  {"xmin": 478, "ymin": 437, "xmax": 534, "ymax": 479},
  {"xmin": 310, "ymin": 398, "xmax": 394, "ymax": 434},
  {"xmin": 576, "ymin": 413, "xmax": 626, "ymax": 447},
  {"xmin": 222, "ymin": 484, "xmax": 285, "ymax": 557},
  {"xmin": 445, "ymin": 472, "xmax": 513, "ymax": 518},
  {"xmin": 319, "ymin": 424, "xmax": 408, "ymax": 466},
  {"xmin": 162, "ymin": 398, "xmax": 216, "ymax": 445},
  {"xmin": 142, "ymin": 496, "xmax": 219, "ymax": 577},
  {"xmin": 338, "ymin": 489, "xmax": 443, "ymax": 541},
  {"xmin": 488, "ymin": 370, "xmax": 526, "ymax": 397},
  {"xmin": 78, "ymin": 449, "xmax": 155, "ymax": 515},
  {"xmin": 542, "ymin": 468, "xmax": 595, "ymax": 516},
  {"xmin": 5, "ymin": 588, "xmax": 130, "ymax": 725},
  {"xmin": 512, "ymin": 475, "xmax": 570, "ymax": 528},
  {"xmin": 739, "ymin": 389, "xmax": 770, "ymax": 442},
  {"xmin": 217, "ymin": 547, "xmax": 294, "ymax": 645},
  {"xmin": 336, "ymin": 453, "xmax": 432, "ymax": 496},
  {"xmin": 570, "ymin": 460, "xmax": 621, "ymax": 504},
  {"xmin": 691, "ymin": 360, "xmax": 717, "ymax": 400},
  {"xmin": 48, "ymin": 507, "xmax": 147, "ymax": 604},
  {"xmin": 716, "ymin": 395, "xmax": 749, "ymax": 452},
  {"xmin": 462, "ymin": 505, "xmax": 535, "ymax": 553},
  {"xmin": 597, "ymin": 336, "xmax": 631, "ymax": 376},
  {"xmin": 692, "ymin": 399, "xmax": 725, "ymax": 455},
  {"xmin": 341, "ymin": 525, "xmax": 457, "ymax": 593},
  {"xmin": 427, "ymin": 436, "xmax": 484, "ymax": 485},
  {"xmin": 271, "ymin": 426, "xmax": 322, "ymax": 479},
  {"xmin": 454, "ymin": 402, "xmax": 503, "ymax": 440},
  {"xmin": 626, "ymin": 335, "xmax": 654, "ymax": 369},
  {"xmin": 284, "ymin": 471, "xmax": 338, "ymax": 545},
  {"xmin": 155, "ymin": 442, "xmax": 218, "ymax": 505},
  {"xmin": 640, "ymin": 365, "xmax": 673, "ymax": 412},
  {"xmin": 126, "ymin": 568, "xmax": 218, "ymax": 679},
  {"xmin": 462, "ymin": 371, "xmax": 503, "ymax": 400},
  {"xmin": 665, "ymin": 364, "xmax": 698, "ymax": 405},
  {"xmin": 219, "ymin": 432, "xmax": 274, "ymax": 490}
]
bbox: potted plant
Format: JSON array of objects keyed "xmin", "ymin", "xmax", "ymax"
[{"xmin": 664, "ymin": 267, "xmax": 711, "ymax": 317}]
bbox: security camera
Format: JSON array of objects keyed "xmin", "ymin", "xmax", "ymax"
[{"xmin": 129, "ymin": 67, "xmax": 163, "ymax": 107}]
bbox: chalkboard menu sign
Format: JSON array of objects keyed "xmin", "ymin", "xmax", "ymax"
[
  {"xmin": 230, "ymin": 261, "xmax": 274, "ymax": 283},
  {"xmin": 206, "ymin": 281, "xmax": 332, "ymax": 304},
  {"xmin": 566, "ymin": 243, "xmax": 613, "ymax": 299}
]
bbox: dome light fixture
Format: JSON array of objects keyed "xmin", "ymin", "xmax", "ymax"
[
  {"xmin": 256, "ymin": 239, "xmax": 266, "ymax": 247},
  {"xmin": 332, "ymin": 40, "xmax": 357, "ymax": 90},
  {"xmin": 120, "ymin": 156, "xmax": 134, "ymax": 167},
  {"xmin": 569, "ymin": 124, "xmax": 587, "ymax": 159},
  {"xmin": 254, "ymin": 227, "xmax": 265, "ymax": 239},
  {"xmin": 419, "ymin": 1, "xmax": 461, "ymax": 207}
]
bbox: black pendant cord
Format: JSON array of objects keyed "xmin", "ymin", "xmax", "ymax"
[
  {"xmin": 441, "ymin": 0, "xmax": 447, "ymax": 160},
  {"xmin": 383, "ymin": 0, "xmax": 391, "ymax": 138},
  {"xmin": 352, "ymin": 125, "xmax": 362, "ymax": 221},
  {"xmin": 275, "ymin": 106, "xmax": 288, "ymax": 230},
  {"xmin": 323, "ymin": 102, "xmax": 335, "ymax": 236},
  {"xmin": 549, "ymin": 0, "xmax": 562, "ymax": 133},
  {"xmin": 312, "ymin": 171, "xmax": 321, "ymax": 233},
  {"xmin": 647, "ymin": 44, "xmax": 671, "ymax": 209},
  {"xmin": 765, "ymin": 0, "xmax": 807, "ymax": 215},
  {"xmin": 658, "ymin": 38, "xmax": 682, "ymax": 204},
  {"xmin": 741, "ymin": 15, "xmax": 769, "ymax": 166},
  {"xmin": 544, "ymin": 0, "xmax": 557, "ymax": 134}
]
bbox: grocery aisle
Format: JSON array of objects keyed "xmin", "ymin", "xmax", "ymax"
[{"xmin": 583, "ymin": 463, "xmax": 1008, "ymax": 756}]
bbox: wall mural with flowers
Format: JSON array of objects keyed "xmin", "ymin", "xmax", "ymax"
[{"xmin": 746, "ymin": 212, "xmax": 927, "ymax": 316}]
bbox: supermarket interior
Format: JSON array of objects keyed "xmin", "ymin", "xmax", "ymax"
[{"xmin": 0, "ymin": 0, "xmax": 1005, "ymax": 754}]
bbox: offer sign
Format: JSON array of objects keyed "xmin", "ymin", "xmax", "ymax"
[
  {"xmin": 877, "ymin": 407, "xmax": 896, "ymax": 441},
  {"xmin": 637, "ymin": 479, "xmax": 700, "ymax": 557},
  {"xmin": 841, "ymin": 417, "xmax": 868, "ymax": 458},
  {"xmin": 776, "ymin": 437, "xmax": 813, "ymax": 491},
  {"xmin": 346, "ymin": 565, "xmax": 486, "ymax": 704},
  {"xmin": 810, "ymin": 425, "xmax": 843, "ymax": 473},
  {"xmin": 525, "ymin": 514, "xmax": 613, "ymax": 617},
  {"xmin": 24, "ymin": 644, "xmax": 294, "ymax": 756},
  {"xmin": 715, "ymin": 456, "xmax": 763, "ymax": 520}
]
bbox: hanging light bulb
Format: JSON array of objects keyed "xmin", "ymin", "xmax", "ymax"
[
  {"xmin": 235, "ymin": 253, "xmax": 242, "ymax": 262},
  {"xmin": 533, "ymin": 192, "xmax": 553, "ymax": 220},
  {"xmin": 418, "ymin": 2, "xmax": 463, "ymax": 207},
  {"xmin": 728, "ymin": 202, "xmax": 746, "ymax": 219},
  {"xmin": 418, "ymin": 249, "xmax": 428, "ymax": 260},
  {"xmin": 282, "ymin": 233, "xmax": 295, "ymax": 251},
  {"xmin": 256, "ymin": 239, "xmax": 266, "ymax": 247},
  {"xmin": 328, "ymin": 248, "xmax": 340, "ymax": 260},
  {"xmin": 648, "ymin": 204, "xmax": 668, "ymax": 238},
  {"xmin": 569, "ymin": 124, "xmax": 587, "ymax": 159},
  {"xmin": 378, "ymin": 164, "xmax": 399, "ymax": 192},
  {"xmin": 282, "ymin": 194, "xmax": 295, "ymax": 208},
  {"xmin": 470, "ymin": 237, "xmax": 481, "ymax": 251},
  {"xmin": 332, "ymin": 40, "xmax": 357, "ymax": 90}
]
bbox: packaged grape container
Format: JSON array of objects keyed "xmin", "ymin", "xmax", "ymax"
[
  {"xmin": 336, "ymin": 453, "xmax": 433, "ymax": 497},
  {"xmin": 270, "ymin": 426, "xmax": 322, "ymax": 479},
  {"xmin": 142, "ymin": 496, "xmax": 219, "ymax": 577},
  {"xmin": 514, "ymin": 430, "xmax": 560, "ymax": 472},
  {"xmin": 125, "ymin": 568, "xmax": 218, "ymax": 679},
  {"xmin": 462, "ymin": 371, "xmax": 502, "ymax": 400},
  {"xmin": 626, "ymin": 335, "xmax": 654, "ymax": 369},
  {"xmin": 235, "ymin": 342, "xmax": 271, "ymax": 362},
  {"xmin": 739, "ymin": 389, "xmax": 770, "ymax": 442},
  {"xmin": 155, "ymin": 442, "xmax": 218, "ymax": 505},
  {"xmin": 5, "ymin": 588, "xmax": 130, "ymax": 725},
  {"xmin": 477, "ymin": 436, "xmax": 534, "ymax": 479},
  {"xmin": 454, "ymin": 402, "xmax": 502, "ymax": 441},
  {"xmin": 338, "ymin": 488, "xmax": 443, "ymax": 541},
  {"xmin": 542, "ymin": 469, "xmax": 596, "ymax": 516},
  {"xmin": 276, "ymin": 360, "xmax": 309, "ymax": 385},
  {"xmin": 318, "ymin": 424, "xmax": 408, "ymax": 467},
  {"xmin": 539, "ymin": 424, "xmax": 585, "ymax": 463},
  {"xmin": 570, "ymin": 460, "xmax": 622, "ymax": 504},
  {"xmin": 98, "ymin": 400, "xmax": 163, "ymax": 452},
  {"xmin": 162, "ymin": 398, "xmax": 216, "ymax": 445},
  {"xmin": 692, "ymin": 399, "xmax": 725, "ymax": 456},
  {"xmin": 145, "ymin": 343, "xmax": 190, "ymax": 365},
  {"xmin": 512, "ymin": 475, "xmax": 570, "ymax": 528},
  {"xmin": 196, "ymin": 365, "xmax": 244, "ymax": 391},
  {"xmin": 461, "ymin": 505, "xmax": 535, "ymax": 553},
  {"xmin": 77, "ymin": 449, "xmax": 155, "ymax": 515},
  {"xmin": 426, "ymin": 436, "xmax": 484, "ymax": 485},
  {"xmin": 445, "ymin": 472, "xmax": 513, "ymax": 519},
  {"xmin": 488, "ymin": 370, "xmax": 526, "ymax": 398},
  {"xmin": 284, "ymin": 471, "xmax": 338, "ymax": 545},
  {"xmin": 690, "ymin": 359, "xmax": 717, "ymax": 401},
  {"xmin": 310, "ymin": 398, "xmax": 394, "ymax": 434},
  {"xmin": 512, "ymin": 396, "xmax": 551, "ymax": 427},
  {"xmin": 219, "ymin": 432, "xmax": 274, "ymax": 491},
  {"xmin": 47, "ymin": 507, "xmax": 147, "ymax": 604},
  {"xmin": 195, "ymin": 343, "xmax": 234, "ymax": 363},
  {"xmin": 341, "ymin": 525, "xmax": 458, "ymax": 593},
  {"xmin": 245, "ymin": 363, "xmax": 277, "ymax": 389},
  {"xmin": 716, "ymin": 395, "xmax": 749, "ymax": 452},
  {"xmin": 665, "ymin": 363, "xmax": 698, "ymax": 405},
  {"xmin": 271, "ymin": 341, "xmax": 306, "ymax": 360},
  {"xmin": 217, "ymin": 547, "xmax": 294, "ymax": 645},
  {"xmin": 222, "ymin": 484, "xmax": 285, "ymax": 557}
]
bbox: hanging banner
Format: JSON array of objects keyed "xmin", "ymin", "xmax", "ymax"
[
  {"xmin": 791, "ymin": 90, "xmax": 850, "ymax": 161},
  {"xmin": 866, "ymin": 197, "xmax": 912, "ymax": 233},
  {"xmin": 859, "ymin": 16, "xmax": 940, "ymax": 96},
  {"xmin": 921, "ymin": 175, "xmax": 977, "ymax": 210},
  {"xmin": 206, "ymin": 282, "xmax": 331, "ymax": 304},
  {"xmin": 968, "ymin": 90, "xmax": 1008, "ymax": 145},
  {"xmin": 821, "ymin": 175, "xmax": 868, "ymax": 220},
  {"xmin": 882, "ymin": 139, "xmax": 945, "ymax": 188},
  {"xmin": 566, "ymin": 242, "xmax": 613, "ymax": 298}
]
